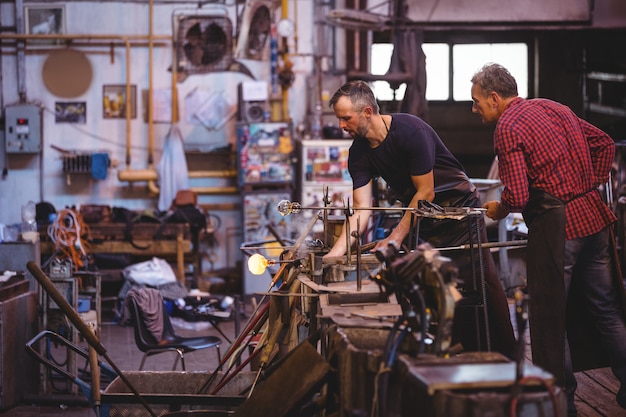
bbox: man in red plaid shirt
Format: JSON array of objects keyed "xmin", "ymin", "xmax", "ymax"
[{"xmin": 471, "ymin": 62, "xmax": 626, "ymax": 417}]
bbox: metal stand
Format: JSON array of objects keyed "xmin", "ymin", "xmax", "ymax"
[
  {"xmin": 42, "ymin": 259, "xmax": 101, "ymax": 396},
  {"xmin": 412, "ymin": 207, "xmax": 491, "ymax": 352}
]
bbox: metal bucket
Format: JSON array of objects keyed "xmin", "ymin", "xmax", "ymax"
[
  {"xmin": 328, "ymin": 326, "xmax": 415, "ymax": 417},
  {"xmin": 100, "ymin": 371, "xmax": 255, "ymax": 417},
  {"xmin": 164, "ymin": 412, "xmax": 231, "ymax": 417},
  {"xmin": 431, "ymin": 387, "xmax": 567, "ymax": 417}
]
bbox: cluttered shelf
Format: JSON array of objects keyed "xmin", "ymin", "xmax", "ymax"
[
  {"xmin": 38, "ymin": 222, "xmax": 195, "ymax": 284},
  {"xmin": 39, "ymin": 221, "xmax": 198, "ymax": 323}
]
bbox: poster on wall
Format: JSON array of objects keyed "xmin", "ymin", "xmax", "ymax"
[
  {"xmin": 237, "ymin": 122, "xmax": 294, "ymax": 187},
  {"xmin": 184, "ymin": 88, "xmax": 236, "ymax": 131},
  {"xmin": 55, "ymin": 102, "xmax": 86, "ymax": 124},
  {"xmin": 103, "ymin": 85, "xmax": 137, "ymax": 119},
  {"xmin": 24, "ymin": 5, "xmax": 65, "ymax": 45}
]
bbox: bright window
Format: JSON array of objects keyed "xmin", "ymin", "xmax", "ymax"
[
  {"xmin": 370, "ymin": 42, "xmax": 528, "ymax": 102},
  {"xmin": 370, "ymin": 43, "xmax": 406, "ymax": 101},
  {"xmin": 423, "ymin": 43, "xmax": 450, "ymax": 100},
  {"xmin": 453, "ymin": 43, "xmax": 528, "ymax": 100}
]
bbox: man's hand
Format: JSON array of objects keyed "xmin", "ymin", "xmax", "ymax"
[
  {"xmin": 483, "ymin": 200, "xmax": 510, "ymax": 221},
  {"xmin": 371, "ymin": 236, "xmax": 399, "ymax": 253},
  {"xmin": 322, "ymin": 247, "xmax": 344, "ymax": 262}
]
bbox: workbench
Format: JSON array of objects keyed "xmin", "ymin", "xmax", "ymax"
[
  {"xmin": 39, "ymin": 223, "xmax": 194, "ymax": 283},
  {"xmin": 0, "ymin": 289, "xmax": 38, "ymax": 410}
]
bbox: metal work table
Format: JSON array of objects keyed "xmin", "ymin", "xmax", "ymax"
[
  {"xmin": 410, "ymin": 207, "xmax": 491, "ymax": 352},
  {"xmin": 298, "ymin": 273, "xmax": 402, "ymax": 323}
]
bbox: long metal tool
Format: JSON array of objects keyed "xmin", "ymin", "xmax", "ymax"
[
  {"xmin": 243, "ymin": 214, "xmax": 323, "ymax": 397},
  {"xmin": 26, "ymin": 261, "xmax": 158, "ymax": 417},
  {"xmin": 322, "ymin": 240, "xmax": 526, "ymax": 265},
  {"xmin": 436, "ymin": 239, "xmax": 528, "ymax": 252},
  {"xmin": 87, "ymin": 323, "xmax": 101, "ymax": 416},
  {"xmin": 199, "ymin": 211, "xmax": 322, "ymax": 394},
  {"xmin": 351, "ymin": 216, "xmax": 362, "ymax": 291},
  {"xmin": 246, "ymin": 268, "xmax": 301, "ymax": 398},
  {"xmin": 196, "ymin": 298, "xmax": 270, "ymax": 394}
]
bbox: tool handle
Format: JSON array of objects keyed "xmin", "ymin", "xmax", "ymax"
[
  {"xmin": 87, "ymin": 324, "xmax": 101, "ymax": 406},
  {"xmin": 89, "ymin": 345, "xmax": 101, "ymax": 403},
  {"xmin": 26, "ymin": 261, "xmax": 107, "ymax": 356}
]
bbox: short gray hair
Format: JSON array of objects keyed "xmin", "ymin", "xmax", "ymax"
[
  {"xmin": 471, "ymin": 63, "xmax": 518, "ymax": 98},
  {"xmin": 329, "ymin": 80, "xmax": 380, "ymax": 114}
]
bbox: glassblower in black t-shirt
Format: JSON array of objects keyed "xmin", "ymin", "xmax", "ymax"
[{"xmin": 322, "ymin": 80, "xmax": 516, "ymax": 358}]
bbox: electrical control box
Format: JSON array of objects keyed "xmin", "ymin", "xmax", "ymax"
[{"xmin": 4, "ymin": 104, "xmax": 42, "ymax": 154}]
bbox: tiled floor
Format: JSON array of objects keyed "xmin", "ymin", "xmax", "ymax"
[{"xmin": 5, "ymin": 314, "xmax": 239, "ymax": 417}]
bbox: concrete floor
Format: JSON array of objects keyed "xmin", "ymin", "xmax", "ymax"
[
  {"xmin": 5, "ymin": 293, "xmax": 626, "ymax": 417},
  {"xmin": 4, "ymin": 312, "xmax": 238, "ymax": 417}
]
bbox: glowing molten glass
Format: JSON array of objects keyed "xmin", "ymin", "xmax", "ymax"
[{"xmin": 248, "ymin": 253, "xmax": 271, "ymax": 275}]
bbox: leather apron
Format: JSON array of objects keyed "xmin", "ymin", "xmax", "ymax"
[{"xmin": 522, "ymin": 187, "xmax": 567, "ymax": 386}]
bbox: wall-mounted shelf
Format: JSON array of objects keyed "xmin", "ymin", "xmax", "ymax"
[{"xmin": 584, "ymin": 71, "xmax": 626, "ymax": 118}]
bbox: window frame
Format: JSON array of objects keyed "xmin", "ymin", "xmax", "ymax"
[{"xmin": 370, "ymin": 31, "xmax": 533, "ymax": 103}]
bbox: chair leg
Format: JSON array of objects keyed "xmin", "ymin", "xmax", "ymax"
[
  {"xmin": 173, "ymin": 349, "xmax": 185, "ymax": 371},
  {"xmin": 139, "ymin": 349, "xmax": 186, "ymax": 371},
  {"xmin": 215, "ymin": 346, "xmax": 222, "ymax": 370},
  {"xmin": 139, "ymin": 353, "xmax": 149, "ymax": 371}
]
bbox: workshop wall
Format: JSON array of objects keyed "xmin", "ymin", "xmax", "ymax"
[
  {"xmin": 0, "ymin": 0, "xmax": 316, "ymax": 273},
  {"xmin": 1, "ymin": 0, "xmax": 625, "ymax": 276}
]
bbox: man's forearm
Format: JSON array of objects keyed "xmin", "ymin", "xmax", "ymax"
[
  {"xmin": 325, "ymin": 209, "xmax": 371, "ymax": 257},
  {"xmin": 386, "ymin": 211, "xmax": 413, "ymax": 245}
]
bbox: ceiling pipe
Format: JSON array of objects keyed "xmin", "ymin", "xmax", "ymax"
[
  {"xmin": 146, "ymin": 0, "xmax": 159, "ymax": 195},
  {"xmin": 192, "ymin": 186, "xmax": 239, "ymax": 195},
  {"xmin": 0, "ymin": 33, "xmax": 170, "ymax": 42},
  {"xmin": 0, "ymin": 32, "xmax": 236, "ymax": 196},
  {"xmin": 143, "ymin": 1, "xmax": 183, "ymax": 197},
  {"xmin": 125, "ymin": 39, "xmax": 132, "ymax": 168},
  {"xmin": 116, "ymin": 31, "xmax": 158, "ymax": 193},
  {"xmin": 190, "ymin": 168, "xmax": 239, "ymax": 195},
  {"xmin": 14, "ymin": 0, "xmax": 26, "ymax": 102},
  {"xmin": 117, "ymin": 0, "xmax": 158, "ymax": 194},
  {"xmin": 190, "ymin": 170, "xmax": 237, "ymax": 178},
  {"xmin": 281, "ymin": 0, "xmax": 290, "ymax": 122},
  {"xmin": 0, "ymin": 32, "xmax": 169, "ymax": 193},
  {"xmin": 116, "ymin": 169, "xmax": 237, "ymax": 181}
]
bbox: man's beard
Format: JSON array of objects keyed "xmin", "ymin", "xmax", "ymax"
[{"xmin": 352, "ymin": 124, "xmax": 368, "ymax": 141}]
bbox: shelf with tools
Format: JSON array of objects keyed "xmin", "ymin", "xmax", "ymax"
[
  {"xmin": 583, "ymin": 71, "xmax": 626, "ymax": 118},
  {"xmin": 39, "ymin": 223, "xmax": 194, "ymax": 283},
  {"xmin": 40, "ymin": 222, "xmax": 196, "ymax": 322}
]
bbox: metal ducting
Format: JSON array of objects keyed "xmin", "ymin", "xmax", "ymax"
[
  {"xmin": 176, "ymin": 14, "xmax": 234, "ymax": 75},
  {"xmin": 234, "ymin": 1, "xmax": 275, "ymax": 61}
]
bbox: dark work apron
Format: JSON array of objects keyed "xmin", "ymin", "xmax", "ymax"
[
  {"xmin": 522, "ymin": 187, "xmax": 567, "ymax": 386},
  {"xmin": 523, "ymin": 187, "xmax": 622, "ymax": 382}
]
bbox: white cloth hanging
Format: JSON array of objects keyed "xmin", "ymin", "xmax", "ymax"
[{"xmin": 157, "ymin": 124, "xmax": 190, "ymax": 211}]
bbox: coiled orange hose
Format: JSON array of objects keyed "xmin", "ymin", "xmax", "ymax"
[{"xmin": 47, "ymin": 208, "xmax": 92, "ymax": 272}]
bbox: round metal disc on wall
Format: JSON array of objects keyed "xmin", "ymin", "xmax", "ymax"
[{"xmin": 42, "ymin": 48, "xmax": 93, "ymax": 98}]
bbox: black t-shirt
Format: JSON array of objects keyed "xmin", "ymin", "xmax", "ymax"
[{"xmin": 349, "ymin": 113, "xmax": 475, "ymax": 207}]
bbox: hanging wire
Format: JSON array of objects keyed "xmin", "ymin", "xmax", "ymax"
[{"xmin": 47, "ymin": 208, "xmax": 91, "ymax": 271}]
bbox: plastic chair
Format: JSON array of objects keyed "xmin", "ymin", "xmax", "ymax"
[{"xmin": 127, "ymin": 295, "xmax": 222, "ymax": 371}]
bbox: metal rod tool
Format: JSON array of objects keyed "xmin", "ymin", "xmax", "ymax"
[{"xmin": 26, "ymin": 261, "xmax": 158, "ymax": 417}]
